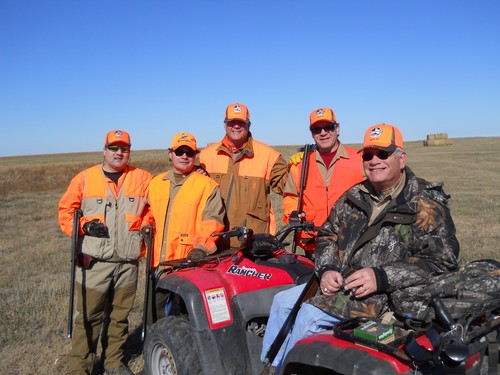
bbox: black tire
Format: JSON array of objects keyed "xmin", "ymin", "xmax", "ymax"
[{"xmin": 144, "ymin": 315, "xmax": 202, "ymax": 375}]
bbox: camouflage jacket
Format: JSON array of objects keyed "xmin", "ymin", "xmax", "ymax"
[{"xmin": 308, "ymin": 167, "xmax": 460, "ymax": 319}]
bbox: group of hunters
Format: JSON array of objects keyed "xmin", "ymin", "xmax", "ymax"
[{"xmin": 58, "ymin": 103, "xmax": 460, "ymax": 374}]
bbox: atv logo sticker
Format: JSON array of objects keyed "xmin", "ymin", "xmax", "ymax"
[
  {"xmin": 205, "ymin": 288, "xmax": 231, "ymax": 324},
  {"xmin": 226, "ymin": 265, "xmax": 272, "ymax": 280}
]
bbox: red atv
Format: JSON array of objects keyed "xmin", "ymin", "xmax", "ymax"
[
  {"xmin": 143, "ymin": 222, "xmax": 317, "ymax": 375},
  {"xmin": 143, "ymin": 222, "xmax": 500, "ymax": 375},
  {"xmin": 278, "ymin": 283, "xmax": 500, "ymax": 375}
]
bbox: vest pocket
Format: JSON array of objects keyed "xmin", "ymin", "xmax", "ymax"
[
  {"xmin": 122, "ymin": 231, "xmax": 142, "ymax": 260},
  {"xmin": 177, "ymin": 233, "xmax": 195, "ymax": 258},
  {"xmin": 245, "ymin": 210, "xmax": 269, "ymax": 233},
  {"xmin": 120, "ymin": 213, "xmax": 143, "ymax": 260},
  {"xmin": 126, "ymin": 213, "xmax": 142, "ymax": 230},
  {"xmin": 82, "ymin": 236, "xmax": 109, "ymax": 259}
]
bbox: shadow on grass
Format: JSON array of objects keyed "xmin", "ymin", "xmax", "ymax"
[
  {"xmin": 123, "ymin": 326, "xmax": 145, "ymax": 374},
  {"xmin": 92, "ymin": 325, "xmax": 144, "ymax": 375}
]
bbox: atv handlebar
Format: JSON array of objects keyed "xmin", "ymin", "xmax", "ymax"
[
  {"xmin": 274, "ymin": 221, "xmax": 320, "ymax": 244},
  {"xmin": 211, "ymin": 222, "xmax": 320, "ymax": 247},
  {"xmin": 430, "ymin": 295, "xmax": 457, "ymax": 331},
  {"xmin": 212, "ymin": 226, "xmax": 252, "ymax": 240}
]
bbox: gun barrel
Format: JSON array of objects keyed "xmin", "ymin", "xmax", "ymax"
[{"xmin": 67, "ymin": 209, "xmax": 82, "ymax": 339}]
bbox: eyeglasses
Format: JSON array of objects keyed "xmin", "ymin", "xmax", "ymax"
[
  {"xmin": 173, "ymin": 148, "xmax": 196, "ymax": 158},
  {"xmin": 225, "ymin": 120, "xmax": 249, "ymax": 127},
  {"xmin": 311, "ymin": 124, "xmax": 337, "ymax": 135},
  {"xmin": 107, "ymin": 145, "xmax": 130, "ymax": 153},
  {"xmin": 362, "ymin": 150, "xmax": 394, "ymax": 161}
]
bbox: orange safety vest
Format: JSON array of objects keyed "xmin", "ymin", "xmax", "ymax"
[
  {"xmin": 200, "ymin": 136, "xmax": 286, "ymax": 246},
  {"xmin": 148, "ymin": 171, "xmax": 225, "ymax": 267},
  {"xmin": 58, "ymin": 164, "xmax": 152, "ymax": 260},
  {"xmin": 284, "ymin": 145, "xmax": 364, "ymax": 250}
]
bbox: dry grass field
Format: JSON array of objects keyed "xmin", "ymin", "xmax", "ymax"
[{"xmin": 0, "ymin": 137, "xmax": 499, "ymax": 374}]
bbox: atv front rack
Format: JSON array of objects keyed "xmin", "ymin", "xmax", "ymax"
[{"xmin": 332, "ymin": 317, "xmax": 414, "ymax": 364}]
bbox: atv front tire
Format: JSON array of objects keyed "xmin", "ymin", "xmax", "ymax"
[{"xmin": 144, "ymin": 315, "xmax": 202, "ymax": 375}]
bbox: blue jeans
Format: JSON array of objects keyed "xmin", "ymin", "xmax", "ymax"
[{"xmin": 261, "ymin": 284, "xmax": 341, "ymax": 370}]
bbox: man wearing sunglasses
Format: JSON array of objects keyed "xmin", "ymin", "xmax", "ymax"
[
  {"xmin": 200, "ymin": 103, "xmax": 288, "ymax": 247},
  {"xmin": 282, "ymin": 107, "xmax": 364, "ymax": 253},
  {"xmin": 59, "ymin": 130, "xmax": 153, "ymax": 375},
  {"xmin": 261, "ymin": 124, "xmax": 459, "ymax": 373},
  {"xmin": 147, "ymin": 132, "xmax": 226, "ymax": 266}
]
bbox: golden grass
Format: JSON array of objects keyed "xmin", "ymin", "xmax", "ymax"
[{"xmin": 0, "ymin": 137, "xmax": 498, "ymax": 374}]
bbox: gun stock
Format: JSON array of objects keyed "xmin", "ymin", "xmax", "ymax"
[
  {"xmin": 262, "ymin": 273, "xmax": 318, "ymax": 371},
  {"xmin": 142, "ymin": 226, "xmax": 154, "ymax": 341}
]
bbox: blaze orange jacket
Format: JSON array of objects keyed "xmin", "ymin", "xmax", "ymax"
[
  {"xmin": 58, "ymin": 164, "xmax": 153, "ymax": 261},
  {"xmin": 148, "ymin": 171, "xmax": 226, "ymax": 267},
  {"xmin": 200, "ymin": 134, "xmax": 288, "ymax": 247},
  {"xmin": 283, "ymin": 143, "xmax": 364, "ymax": 250}
]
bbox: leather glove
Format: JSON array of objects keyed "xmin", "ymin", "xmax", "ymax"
[
  {"xmin": 187, "ymin": 248, "xmax": 207, "ymax": 261},
  {"xmin": 83, "ymin": 219, "xmax": 109, "ymax": 238},
  {"xmin": 289, "ymin": 151, "xmax": 304, "ymax": 166},
  {"xmin": 289, "ymin": 210, "xmax": 305, "ymax": 225}
]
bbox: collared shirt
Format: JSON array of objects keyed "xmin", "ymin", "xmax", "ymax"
[{"xmin": 362, "ymin": 170, "xmax": 406, "ymax": 226}]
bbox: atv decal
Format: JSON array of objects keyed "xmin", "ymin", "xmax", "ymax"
[
  {"xmin": 226, "ymin": 265, "xmax": 272, "ymax": 280},
  {"xmin": 204, "ymin": 288, "xmax": 231, "ymax": 324}
]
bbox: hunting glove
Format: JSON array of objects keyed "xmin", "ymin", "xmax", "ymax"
[
  {"xmin": 187, "ymin": 248, "xmax": 207, "ymax": 261},
  {"xmin": 83, "ymin": 219, "xmax": 109, "ymax": 238},
  {"xmin": 288, "ymin": 151, "xmax": 304, "ymax": 166}
]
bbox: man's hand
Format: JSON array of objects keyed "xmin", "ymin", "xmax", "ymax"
[
  {"xmin": 83, "ymin": 219, "xmax": 108, "ymax": 238},
  {"xmin": 194, "ymin": 165, "xmax": 208, "ymax": 176},
  {"xmin": 140, "ymin": 226, "xmax": 151, "ymax": 238},
  {"xmin": 344, "ymin": 268, "xmax": 376, "ymax": 298},
  {"xmin": 187, "ymin": 248, "xmax": 206, "ymax": 261},
  {"xmin": 320, "ymin": 270, "xmax": 344, "ymax": 295},
  {"xmin": 289, "ymin": 151, "xmax": 304, "ymax": 166}
]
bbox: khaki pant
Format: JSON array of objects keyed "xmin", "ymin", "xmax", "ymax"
[{"xmin": 67, "ymin": 261, "xmax": 138, "ymax": 375}]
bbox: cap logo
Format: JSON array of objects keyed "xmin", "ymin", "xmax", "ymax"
[
  {"xmin": 233, "ymin": 105, "xmax": 242, "ymax": 114},
  {"xmin": 114, "ymin": 130, "xmax": 123, "ymax": 137},
  {"xmin": 178, "ymin": 133, "xmax": 189, "ymax": 141},
  {"xmin": 369, "ymin": 127, "xmax": 383, "ymax": 139},
  {"xmin": 315, "ymin": 109, "xmax": 325, "ymax": 117}
]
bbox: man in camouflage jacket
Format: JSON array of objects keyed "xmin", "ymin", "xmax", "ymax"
[
  {"xmin": 310, "ymin": 164, "xmax": 459, "ymax": 319},
  {"xmin": 261, "ymin": 124, "xmax": 460, "ymax": 372}
]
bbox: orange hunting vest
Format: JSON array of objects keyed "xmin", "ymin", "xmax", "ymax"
[
  {"xmin": 200, "ymin": 137, "xmax": 283, "ymax": 245},
  {"xmin": 148, "ymin": 171, "xmax": 224, "ymax": 267},
  {"xmin": 67, "ymin": 165, "xmax": 151, "ymax": 261},
  {"xmin": 286, "ymin": 147, "xmax": 364, "ymax": 250}
]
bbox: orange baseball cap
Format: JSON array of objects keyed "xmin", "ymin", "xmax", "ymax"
[
  {"xmin": 361, "ymin": 124, "xmax": 404, "ymax": 152},
  {"xmin": 310, "ymin": 108, "xmax": 338, "ymax": 128},
  {"xmin": 105, "ymin": 130, "xmax": 131, "ymax": 146},
  {"xmin": 224, "ymin": 103, "xmax": 251, "ymax": 124},
  {"xmin": 170, "ymin": 132, "xmax": 197, "ymax": 151}
]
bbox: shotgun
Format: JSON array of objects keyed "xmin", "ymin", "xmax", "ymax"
[
  {"xmin": 261, "ymin": 273, "xmax": 318, "ymax": 372},
  {"xmin": 67, "ymin": 209, "xmax": 82, "ymax": 339},
  {"xmin": 291, "ymin": 143, "xmax": 315, "ymax": 253},
  {"xmin": 142, "ymin": 226, "xmax": 154, "ymax": 341}
]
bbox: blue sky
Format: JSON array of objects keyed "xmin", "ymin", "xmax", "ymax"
[{"xmin": 1, "ymin": 0, "xmax": 499, "ymax": 157}]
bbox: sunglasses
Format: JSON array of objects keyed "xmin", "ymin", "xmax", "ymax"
[
  {"xmin": 311, "ymin": 124, "xmax": 337, "ymax": 135},
  {"xmin": 362, "ymin": 150, "xmax": 394, "ymax": 161},
  {"xmin": 107, "ymin": 145, "xmax": 130, "ymax": 153},
  {"xmin": 173, "ymin": 148, "xmax": 196, "ymax": 158}
]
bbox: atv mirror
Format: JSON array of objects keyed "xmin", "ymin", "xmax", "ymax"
[{"xmin": 440, "ymin": 343, "xmax": 469, "ymax": 366}]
